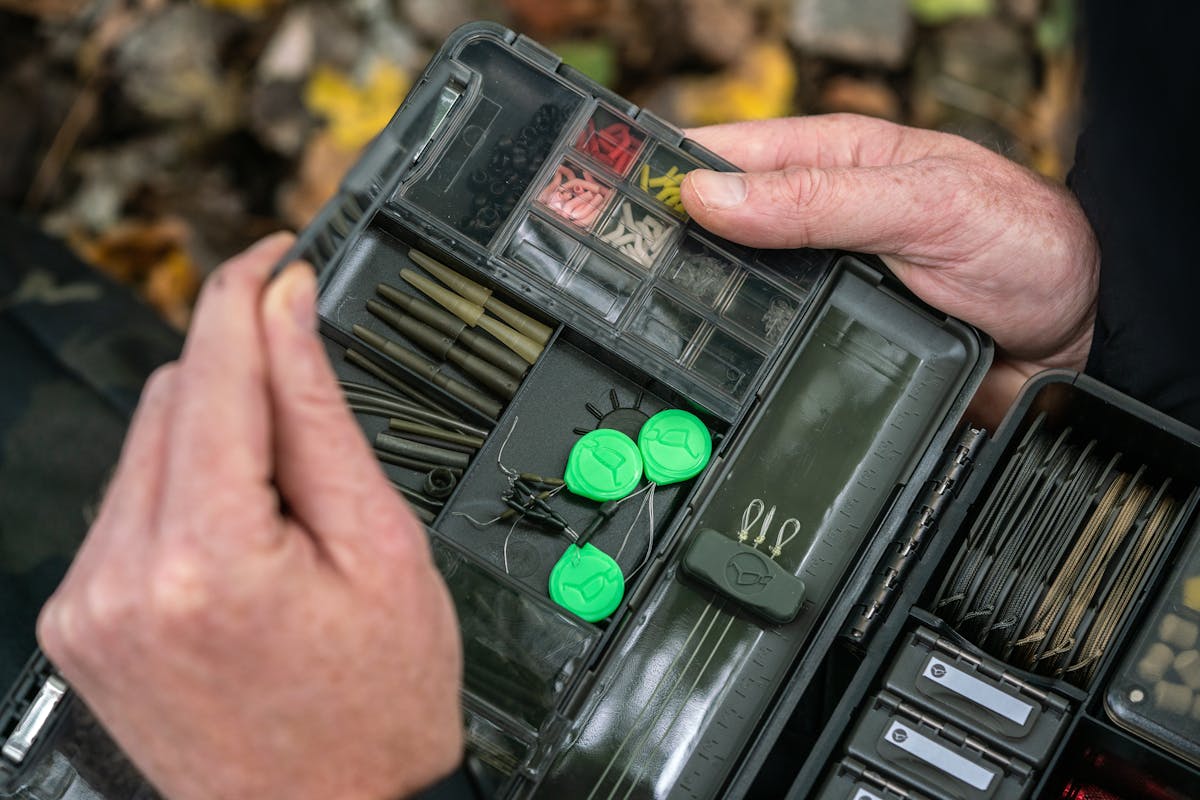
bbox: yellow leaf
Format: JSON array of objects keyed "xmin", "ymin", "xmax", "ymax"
[
  {"xmin": 676, "ymin": 43, "xmax": 796, "ymax": 127},
  {"xmin": 305, "ymin": 60, "xmax": 411, "ymax": 151}
]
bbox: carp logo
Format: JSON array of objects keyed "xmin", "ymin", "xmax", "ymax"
[{"xmin": 725, "ymin": 552, "xmax": 773, "ymax": 595}]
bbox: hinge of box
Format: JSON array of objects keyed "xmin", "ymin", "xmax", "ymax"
[
  {"xmin": 842, "ymin": 427, "xmax": 988, "ymax": 648},
  {"xmin": 632, "ymin": 108, "xmax": 685, "ymax": 145},
  {"xmin": 912, "ymin": 627, "xmax": 1072, "ymax": 715},
  {"xmin": 880, "ymin": 692, "xmax": 1033, "ymax": 781},
  {"xmin": 840, "ymin": 757, "xmax": 923, "ymax": 799},
  {"xmin": 513, "ymin": 35, "xmax": 563, "ymax": 70}
]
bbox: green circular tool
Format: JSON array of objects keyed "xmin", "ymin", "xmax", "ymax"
[
  {"xmin": 638, "ymin": 409, "xmax": 712, "ymax": 485},
  {"xmin": 549, "ymin": 543, "xmax": 625, "ymax": 622},
  {"xmin": 565, "ymin": 428, "xmax": 643, "ymax": 501}
]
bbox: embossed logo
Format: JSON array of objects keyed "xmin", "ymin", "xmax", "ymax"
[{"xmin": 725, "ymin": 552, "xmax": 773, "ymax": 594}]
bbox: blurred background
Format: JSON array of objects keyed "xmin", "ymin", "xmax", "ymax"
[{"xmin": 0, "ymin": 0, "xmax": 1081, "ymax": 329}]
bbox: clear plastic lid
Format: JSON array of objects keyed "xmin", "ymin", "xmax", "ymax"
[{"xmin": 1105, "ymin": 518, "xmax": 1200, "ymax": 767}]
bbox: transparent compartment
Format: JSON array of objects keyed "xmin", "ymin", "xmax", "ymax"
[
  {"xmin": 687, "ymin": 328, "xmax": 765, "ymax": 398},
  {"xmin": 506, "ymin": 213, "xmax": 580, "ymax": 285},
  {"xmin": 560, "ymin": 251, "xmax": 641, "ymax": 322},
  {"xmin": 535, "ymin": 158, "xmax": 615, "ymax": 232},
  {"xmin": 574, "ymin": 105, "xmax": 646, "ymax": 177},
  {"xmin": 1107, "ymin": 515, "xmax": 1200, "ymax": 768},
  {"xmin": 596, "ymin": 198, "xmax": 678, "ymax": 270},
  {"xmin": 634, "ymin": 143, "xmax": 702, "ymax": 218},
  {"xmin": 627, "ymin": 291, "xmax": 705, "ymax": 359},
  {"xmin": 403, "ymin": 38, "xmax": 584, "ymax": 245},
  {"xmin": 660, "ymin": 236, "xmax": 739, "ymax": 307},
  {"xmin": 533, "ymin": 265, "xmax": 978, "ymax": 800},
  {"xmin": 722, "ymin": 271, "xmax": 803, "ymax": 345}
]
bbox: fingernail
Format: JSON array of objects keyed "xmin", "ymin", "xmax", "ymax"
[
  {"xmin": 689, "ymin": 170, "xmax": 747, "ymax": 210},
  {"xmin": 285, "ymin": 263, "xmax": 316, "ymax": 330}
]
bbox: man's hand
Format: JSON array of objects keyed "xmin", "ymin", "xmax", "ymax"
[
  {"xmin": 681, "ymin": 114, "xmax": 1100, "ymax": 425},
  {"xmin": 37, "ymin": 234, "xmax": 463, "ymax": 800}
]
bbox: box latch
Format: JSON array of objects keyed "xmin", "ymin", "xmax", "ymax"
[{"xmin": 2, "ymin": 675, "xmax": 68, "ymax": 763}]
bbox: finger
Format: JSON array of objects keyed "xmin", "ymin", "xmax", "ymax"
[
  {"xmin": 72, "ymin": 364, "xmax": 180, "ymax": 571},
  {"xmin": 680, "ymin": 160, "xmax": 960, "ymax": 253},
  {"xmin": 163, "ymin": 233, "xmax": 294, "ymax": 522},
  {"xmin": 684, "ymin": 114, "xmax": 938, "ymax": 172},
  {"xmin": 261, "ymin": 262, "xmax": 424, "ymax": 567}
]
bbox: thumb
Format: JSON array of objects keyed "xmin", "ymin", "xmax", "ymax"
[
  {"xmin": 261, "ymin": 263, "xmax": 422, "ymax": 558},
  {"xmin": 681, "ymin": 163, "xmax": 947, "ymax": 254}
]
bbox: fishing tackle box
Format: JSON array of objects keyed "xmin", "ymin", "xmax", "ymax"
[{"xmin": 5, "ymin": 20, "xmax": 1200, "ymax": 800}]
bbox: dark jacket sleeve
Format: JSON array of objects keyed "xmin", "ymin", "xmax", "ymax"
[{"xmin": 1072, "ymin": 0, "xmax": 1200, "ymax": 429}]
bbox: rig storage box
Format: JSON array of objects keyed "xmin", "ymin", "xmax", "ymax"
[{"xmin": 5, "ymin": 22, "xmax": 1200, "ymax": 800}]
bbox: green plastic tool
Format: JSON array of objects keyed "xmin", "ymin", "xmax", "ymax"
[
  {"xmin": 549, "ymin": 543, "xmax": 625, "ymax": 622},
  {"xmin": 565, "ymin": 428, "xmax": 643, "ymax": 501},
  {"xmin": 638, "ymin": 409, "xmax": 712, "ymax": 485}
]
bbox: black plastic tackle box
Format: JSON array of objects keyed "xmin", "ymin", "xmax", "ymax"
[{"xmin": 5, "ymin": 21, "xmax": 1200, "ymax": 800}]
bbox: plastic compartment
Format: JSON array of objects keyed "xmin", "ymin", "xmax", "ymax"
[
  {"xmin": 431, "ymin": 534, "xmax": 599, "ymax": 757},
  {"xmin": 918, "ymin": 374, "xmax": 1200, "ymax": 692},
  {"xmin": 536, "ymin": 158, "xmax": 614, "ymax": 231},
  {"xmin": 560, "ymin": 251, "xmax": 641, "ymax": 322},
  {"xmin": 573, "ymin": 105, "xmax": 646, "ymax": 177},
  {"xmin": 844, "ymin": 692, "xmax": 1034, "ymax": 800},
  {"xmin": 883, "ymin": 627, "xmax": 1071, "ymax": 767},
  {"xmin": 595, "ymin": 198, "xmax": 678, "ymax": 270},
  {"xmin": 1041, "ymin": 715, "xmax": 1200, "ymax": 800},
  {"xmin": 627, "ymin": 291, "xmax": 705, "ymax": 359},
  {"xmin": 814, "ymin": 759, "xmax": 933, "ymax": 800},
  {"xmin": 634, "ymin": 143, "xmax": 701, "ymax": 217},
  {"xmin": 435, "ymin": 332, "xmax": 698, "ymax": 605},
  {"xmin": 722, "ymin": 270, "xmax": 803, "ymax": 345},
  {"xmin": 533, "ymin": 262, "xmax": 979, "ymax": 800},
  {"xmin": 688, "ymin": 328, "xmax": 765, "ymax": 398},
  {"xmin": 505, "ymin": 213, "xmax": 580, "ymax": 285},
  {"xmin": 660, "ymin": 236, "xmax": 739, "ymax": 307},
  {"xmin": 404, "ymin": 38, "xmax": 584, "ymax": 245},
  {"xmin": 1106, "ymin": 516, "xmax": 1200, "ymax": 768}
]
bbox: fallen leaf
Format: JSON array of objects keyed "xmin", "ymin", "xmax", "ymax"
[
  {"xmin": 673, "ymin": 42, "xmax": 796, "ymax": 126},
  {"xmin": 304, "ymin": 60, "xmax": 411, "ymax": 151},
  {"xmin": 73, "ymin": 217, "xmax": 201, "ymax": 330}
]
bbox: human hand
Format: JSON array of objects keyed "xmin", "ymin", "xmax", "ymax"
[
  {"xmin": 681, "ymin": 114, "xmax": 1100, "ymax": 426},
  {"xmin": 37, "ymin": 234, "xmax": 463, "ymax": 800}
]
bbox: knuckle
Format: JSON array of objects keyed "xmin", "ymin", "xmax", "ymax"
[
  {"xmin": 37, "ymin": 592, "xmax": 89, "ymax": 669},
  {"xmin": 148, "ymin": 549, "xmax": 215, "ymax": 629},
  {"xmin": 36, "ymin": 597, "xmax": 69, "ymax": 663},
  {"xmin": 81, "ymin": 574, "xmax": 139, "ymax": 637},
  {"xmin": 780, "ymin": 166, "xmax": 824, "ymax": 216}
]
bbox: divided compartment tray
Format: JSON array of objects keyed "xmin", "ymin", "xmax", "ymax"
[
  {"xmin": 527, "ymin": 258, "xmax": 983, "ymax": 800},
  {"xmin": 381, "ymin": 23, "xmax": 833, "ymax": 420},
  {"xmin": 1105, "ymin": 513, "xmax": 1200, "ymax": 768}
]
